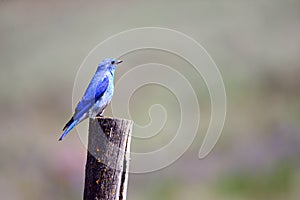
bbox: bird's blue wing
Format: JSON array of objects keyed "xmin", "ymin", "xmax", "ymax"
[
  {"xmin": 73, "ymin": 76, "xmax": 109, "ymax": 120},
  {"xmin": 94, "ymin": 76, "xmax": 109, "ymax": 102}
]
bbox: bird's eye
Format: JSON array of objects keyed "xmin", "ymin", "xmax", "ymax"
[{"xmin": 111, "ymin": 61, "xmax": 115, "ymax": 65}]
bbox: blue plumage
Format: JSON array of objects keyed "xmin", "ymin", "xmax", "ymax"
[{"xmin": 59, "ymin": 58, "xmax": 122, "ymax": 141}]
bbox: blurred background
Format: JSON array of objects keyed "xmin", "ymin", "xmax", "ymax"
[{"xmin": 1, "ymin": 0, "xmax": 300, "ymax": 199}]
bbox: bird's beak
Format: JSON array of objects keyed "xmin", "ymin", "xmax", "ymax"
[{"xmin": 116, "ymin": 60, "xmax": 123, "ymax": 65}]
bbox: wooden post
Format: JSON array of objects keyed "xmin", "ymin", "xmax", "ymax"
[{"xmin": 83, "ymin": 118, "xmax": 133, "ymax": 200}]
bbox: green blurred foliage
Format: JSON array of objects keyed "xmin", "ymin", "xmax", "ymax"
[{"xmin": 217, "ymin": 162, "xmax": 295, "ymax": 199}]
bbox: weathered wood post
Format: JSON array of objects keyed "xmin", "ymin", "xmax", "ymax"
[{"xmin": 83, "ymin": 118, "xmax": 133, "ymax": 200}]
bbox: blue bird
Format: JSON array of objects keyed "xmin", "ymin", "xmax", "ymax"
[{"xmin": 59, "ymin": 58, "xmax": 122, "ymax": 141}]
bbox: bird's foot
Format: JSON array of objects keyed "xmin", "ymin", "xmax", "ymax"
[{"xmin": 94, "ymin": 115, "xmax": 103, "ymax": 119}]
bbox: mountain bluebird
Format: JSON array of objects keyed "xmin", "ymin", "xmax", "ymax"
[{"xmin": 59, "ymin": 58, "xmax": 122, "ymax": 141}]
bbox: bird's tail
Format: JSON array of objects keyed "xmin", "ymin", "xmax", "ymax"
[{"xmin": 59, "ymin": 118, "xmax": 79, "ymax": 141}]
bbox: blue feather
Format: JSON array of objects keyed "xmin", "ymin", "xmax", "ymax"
[{"xmin": 59, "ymin": 119, "xmax": 79, "ymax": 141}]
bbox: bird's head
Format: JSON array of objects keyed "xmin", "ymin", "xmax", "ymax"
[{"xmin": 97, "ymin": 58, "xmax": 122, "ymax": 72}]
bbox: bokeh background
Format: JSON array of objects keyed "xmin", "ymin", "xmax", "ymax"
[{"xmin": 1, "ymin": 0, "xmax": 300, "ymax": 199}]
